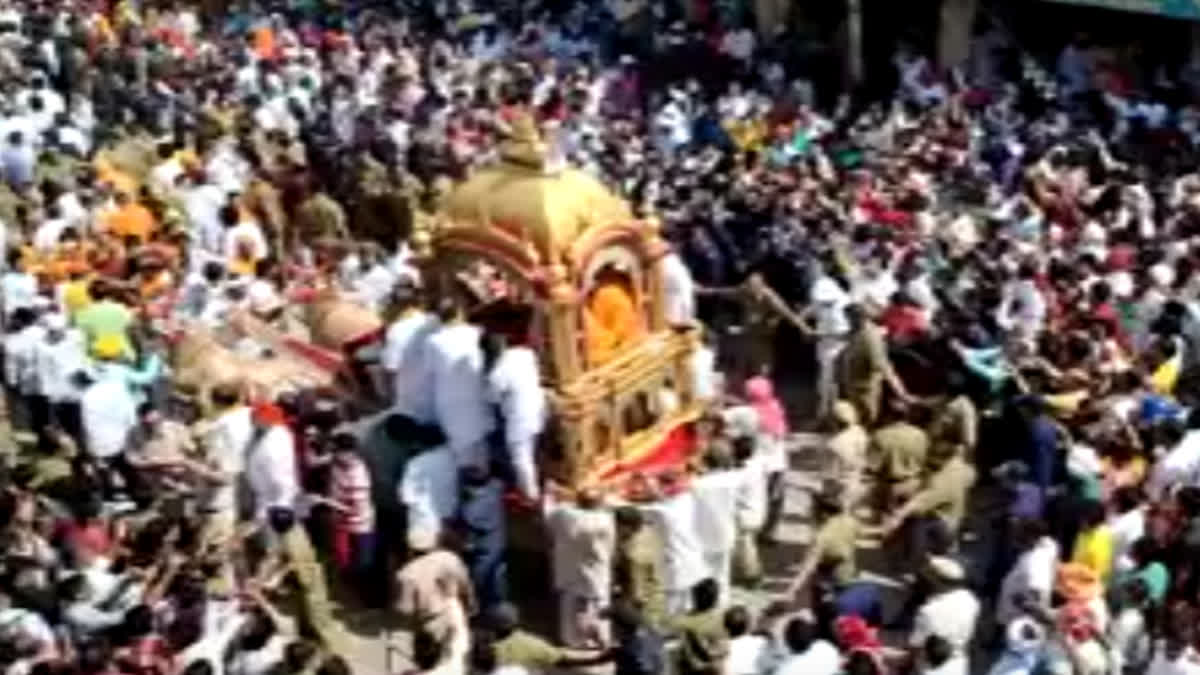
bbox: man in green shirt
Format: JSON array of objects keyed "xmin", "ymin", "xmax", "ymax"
[{"xmin": 74, "ymin": 280, "xmax": 134, "ymax": 361}]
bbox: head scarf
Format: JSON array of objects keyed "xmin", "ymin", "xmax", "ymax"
[{"xmin": 744, "ymin": 376, "xmax": 787, "ymax": 438}]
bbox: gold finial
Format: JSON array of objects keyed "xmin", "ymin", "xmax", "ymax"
[{"xmin": 499, "ymin": 110, "xmax": 548, "ymax": 171}]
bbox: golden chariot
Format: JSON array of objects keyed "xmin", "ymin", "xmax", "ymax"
[{"xmin": 413, "ymin": 113, "xmax": 704, "ymax": 489}]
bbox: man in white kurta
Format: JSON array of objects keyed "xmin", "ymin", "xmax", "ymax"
[
  {"xmin": 642, "ymin": 488, "xmax": 708, "ymax": 613},
  {"xmin": 426, "ymin": 315, "xmax": 494, "ymax": 469},
  {"xmin": 544, "ymin": 491, "xmax": 615, "ymax": 650},
  {"xmin": 246, "ymin": 418, "xmax": 299, "ymax": 523},
  {"xmin": 399, "ymin": 444, "xmax": 460, "ymax": 542},
  {"xmin": 691, "ymin": 466, "xmax": 742, "ymax": 601},
  {"xmin": 660, "ymin": 250, "xmax": 696, "ymax": 326},
  {"xmin": 381, "ymin": 292, "xmax": 437, "ymax": 423},
  {"xmin": 486, "ymin": 343, "xmax": 546, "ymax": 500}
]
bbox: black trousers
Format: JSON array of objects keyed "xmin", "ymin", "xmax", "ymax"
[{"xmin": 50, "ymin": 401, "xmax": 83, "ymax": 447}]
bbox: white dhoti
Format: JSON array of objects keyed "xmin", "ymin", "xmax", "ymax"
[{"xmin": 557, "ymin": 591, "xmax": 609, "ymax": 649}]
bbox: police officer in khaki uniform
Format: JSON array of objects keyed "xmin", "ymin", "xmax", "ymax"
[
  {"xmin": 870, "ymin": 398, "xmax": 930, "ymax": 518},
  {"xmin": 787, "ymin": 482, "xmax": 859, "ymax": 603},
  {"xmin": 487, "ymin": 603, "xmax": 610, "ymax": 671},
  {"xmin": 295, "ymin": 186, "xmax": 350, "ymax": 243},
  {"xmin": 881, "ymin": 444, "xmax": 977, "ymax": 575},
  {"xmin": 838, "ymin": 304, "xmax": 911, "ymax": 426},
  {"xmin": 258, "ymin": 506, "xmax": 349, "ymax": 656},
  {"xmin": 667, "ymin": 578, "xmax": 728, "ymax": 675},
  {"xmin": 613, "ymin": 506, "xmax": 665, "ymax": 631},
  {"xmin": 927, "ymin": 372, "xmax": 978, "ymax": 459}
]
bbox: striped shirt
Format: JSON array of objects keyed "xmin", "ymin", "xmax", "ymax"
[{"xmin": 331, "ymin": 455, "xmax": 375, "ymax": 534}]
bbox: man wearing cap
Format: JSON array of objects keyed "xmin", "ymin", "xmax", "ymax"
[
  {"xmin": 908, "ymin": 556, "xmax": 980, "ymax": 671},
  {"xmin": 73, "ymin": 279, "xmax": 134, "ymax": 362},
  {"xmin": 838, "ymin": 303, "xmax": 911, "ymax": 426},
  {"xmin": 828, "ymin": 400, "xmax": 868, "ymax": 510},
  {"xmin": 394, "ymin": 527, "xmax": 475, "ymax": 648},
  {"xmin": 79, "ymin": 333, "xmax": 138, "ymax": 491}
]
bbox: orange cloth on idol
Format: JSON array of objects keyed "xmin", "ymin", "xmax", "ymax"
[
  {"xmin": 253, "ymin": 26, "xmax": 277, "ymax": 61},
  {"xmin": 105, "ymin": 203, "xmax": 156, "ymax": 244},
  {"xmin": 584, "ymin": 280, "xmax": 642, "ymax": 366}
]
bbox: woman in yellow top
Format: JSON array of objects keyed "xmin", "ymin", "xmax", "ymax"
[
  {"xmin": 1148, "ymin": 336, "xmax": 1183, "ymax": 397},
  {"xmin": 1071, "ymin": 500, "xmax": 1115, "ymax": 584}
]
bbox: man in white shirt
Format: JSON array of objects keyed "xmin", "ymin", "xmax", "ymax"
[
  {"xmin": 1149, "ymin": 419, "xmax": 1200, "ymax": 500},
  {"xmin": 381, "ymin": 283, "xmax": 437, "ymax": 423},
  {"xmin": 80, "ymin": 337, "xmax": 138, "ymax": 466},
  {"xmin": 643, "ymin": 485, "xmax": 707, "ymax": 614},
  {"xmin": 31, "ymin": 312, "xmax": 86, "ymax": 441},
  {"xmin": 485, "ymin": 334, "xmax": 546, "ymax": 501},
  {"xmin": 399, "ymin": 425, "xmax": 460, "ymax": 542},
  {"xmin": 222, "ymin": 205, "xmax": 270, "ymax": 270},
  {"xmin": 181, "ymin": 171, "xmax": 228, "ymax": 256},
  {"xmin": 996, "ymin": 522, "xmax": 1059, "ymax": 625},
  {"xmin": 3, "ymin": 306, "xmax": 41, "ymax": 432},
  {"xmin": 426, "ymin": 297, "xmax": 494, "ymax": 469},
  {"xmin": 773, "ymin": 613, "xmax": 840, "ymax": 675},
  {"xmin": 1108, "ymin": 487, "xmax": 1146, "ymax": 575},
  {"xmin": 1, "ymin": 250, "xmax": 36, "ymax": 321},
  {"xmin": 910, "ymin": 557, "xmax": 980, "ymax": 671},
  {"xmin": 724, "ymin": 606, "xmax": 771, "ymax": 675},
  {"xmin": 660, "ymin": 249, "xmax": 696, "ymax": 326},
  {"xmin": 32, "ymin": 203, "xmax": 69, "ymax": 253},
  {"xmin": 245, "ymin": 403, "xmax": 299, "ymax": 523},
  {"xmin": 195, "ymin": 383, "xmax": 253, "ymax": 544},
  {"xmin": 807, "ymin": 269, "xmax": 851, "ymax": 418},
  {"xmin": 692, "ymin": 457, "xmax": 741, "ymax": 600},
  {"xmin": 544, "ymin": 489, "xmax": 615, "ymax": 650}
]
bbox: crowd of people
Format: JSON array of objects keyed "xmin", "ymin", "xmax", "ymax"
[{"xmin": 3, "ymin": 0, "xmax": 1200, "ymax": 674}]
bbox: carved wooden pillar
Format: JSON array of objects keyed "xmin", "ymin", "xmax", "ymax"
[{"xmin": 545, "ymin": 264, "xmax": 581, "ymax": 384}]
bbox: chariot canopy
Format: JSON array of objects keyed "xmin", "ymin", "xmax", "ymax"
[{"xmin": 417, "ymin": 111, "xmax": 704, "ymax": 487}]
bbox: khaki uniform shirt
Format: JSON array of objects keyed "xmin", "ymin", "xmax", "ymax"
[
  {"xmin": 871, "ymin": 422, "xmax": 930, "ymax": 487},
  {"xmin": 838, "ymin": 323, "xmax": 890, "ymax": 422},
  {"xmin": 394, "ymin": 550, "xmax": 474, "ymax": 642},
  {"xmin": 295, "ymin": 192, "xmax": 348, "ymax": 241},
  {"xmin": 670, "ymin": 607, "xmax": 729, "ymax": 675},
  {"xmin": 909, "ymin": 456, "xmax": 978, "ymax": 532},
  {"xmin": 614, "ymin": 527, "xmax": 665, "ymax": 629},
  {"xmin": 928, "ymin": 395, "xmax": 978, "ymax": 450},
  {"xmin": 493, "ymin": 630, "xmax": 564, "ymax": 669},
  {"xmin": 811, "ymin": 512, "xmax": 859, "ymax": 585},
  {"xmin": 828, "ymin": 425, "xmax": 869, "ymax": 505}
]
